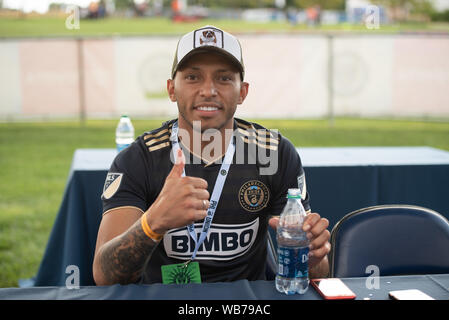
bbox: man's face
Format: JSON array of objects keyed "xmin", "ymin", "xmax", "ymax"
[{"xmin": 167, "ymin": 52, "xmax": 248, "ymax": 133}]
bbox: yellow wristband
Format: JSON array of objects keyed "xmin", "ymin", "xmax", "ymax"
[{"xmin": 141, "ymin": 213, "xmax": 164, "ymax": 241}]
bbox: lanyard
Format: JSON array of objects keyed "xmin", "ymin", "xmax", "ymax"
[{"xmin": 170, "ymin": 121, "xmax": 235, "ymax": 261}]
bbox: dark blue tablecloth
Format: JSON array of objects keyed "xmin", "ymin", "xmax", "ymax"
[
  {"xmin": 30, "ymin": 148, "xmax": 449, "ymax": 287},
  {"xmin": 305, "ymin": 164, "xmax": 449, "ymax": 228},
  {"xmin": 33, "ymin": 170, "xmax": 105, "ymax": 287},
  {"xmin": 5, "ymin": 275, "xmax": 449, "ymax": 300}
]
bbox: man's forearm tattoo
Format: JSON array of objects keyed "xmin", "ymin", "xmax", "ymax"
[{"xmin": 99, "ymin": 219, "xmax": 158, "ymax": 284}]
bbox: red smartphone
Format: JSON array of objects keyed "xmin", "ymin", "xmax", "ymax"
[{"xmin": 311, "ymin": 278, "xmax": 357, "ymax": 300}]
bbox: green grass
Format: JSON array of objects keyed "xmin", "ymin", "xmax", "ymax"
[
  {"xmin": 0, "ymin": 118, "xmax": 449, "ymax": 287},
  {"xmin": 0, "ymin": 16, "xmax": 448, "ymax": 38},
  {"xmin": 256, "ymin": 118, "xmax": 449, "ymax": 150}
]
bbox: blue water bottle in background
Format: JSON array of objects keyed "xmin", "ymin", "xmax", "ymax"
[
  {"xmin": 275, "ymin": 188, "xmax": 309, "ymax": 295},
  {"xmin": 115, "ymin": 115, "xmax": 134, "ymax": 152}
]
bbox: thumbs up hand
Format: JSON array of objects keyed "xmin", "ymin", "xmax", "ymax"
[
  {"xmin": 167, "ymin": 148, "xmax": 186, "ymax": 179},
  {"xmin": 145, "ymin": 149, "xmax": 210, "ymax": 235}
]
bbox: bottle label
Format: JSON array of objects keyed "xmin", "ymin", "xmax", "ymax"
[
  {"xmin": 116, "ymin": 143, "xmax": 130, "ymax": 152},
  {"xmin": 277, "ymin": 246, "xmax": 309, "ymax": 278}
]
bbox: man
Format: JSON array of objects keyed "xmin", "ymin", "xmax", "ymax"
[{"xmin": 93, "ymin": 26, "xmax": 330, "ymax": 285}]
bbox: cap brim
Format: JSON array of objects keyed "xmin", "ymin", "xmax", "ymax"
[{"xmin": 172, "ymin": 46, "xmax": 244, "ymax": 80}]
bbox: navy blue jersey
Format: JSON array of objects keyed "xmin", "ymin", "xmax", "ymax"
[{"xmin": 102, "ymin": 118, "xmax": 310, "ymax": 283}]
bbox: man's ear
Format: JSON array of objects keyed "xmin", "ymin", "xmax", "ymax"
[
  {"xmin": 167, "ymin": 79, "xmax": 177, "ymax": 102},
  {"xmin": 238, "ymin": 82, "xmax": 249, "ymax": 105}
]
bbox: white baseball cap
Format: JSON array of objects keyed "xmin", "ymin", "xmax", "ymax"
[{"xmin": 171, "ymin": 25, "xmax": 245, "ymax": 80}]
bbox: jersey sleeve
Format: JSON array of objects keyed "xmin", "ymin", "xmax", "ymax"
[
  {"xmin": 269, "ymin": 134, "xmax": 311, "ymax": 216},
  {"xmin": 101, "ymin": 141, "xmax": 149, "ymax": 215}
]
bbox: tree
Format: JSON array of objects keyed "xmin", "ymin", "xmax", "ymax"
[
  {"xmin": 114, "ymin": 0, "xmax": 135, "ymax": 10},
  {"xmin": 290, "ymin": 0, "xmax": 345, "ymax": 10},
  {"xmin": 371, "ymin": 0, "xmax": 435, "ymax": 21}
]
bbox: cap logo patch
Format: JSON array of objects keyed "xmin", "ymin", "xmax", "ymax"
[
  {"xmin": 200, "ymin": 30, "xmax": 216, "ymax": 45},
  {"xmin": 194, "ymin": 27, "xmax": 223, "ymax": 49}
]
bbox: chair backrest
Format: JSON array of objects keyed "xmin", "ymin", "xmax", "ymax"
[{"xmin": 330, "ymin": 205, "xmax": 449, "ymax": 278}]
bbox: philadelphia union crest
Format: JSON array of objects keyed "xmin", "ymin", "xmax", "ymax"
[{"xmin": 238, "ymin": 180, "xmax": 270, "ymax": 212}]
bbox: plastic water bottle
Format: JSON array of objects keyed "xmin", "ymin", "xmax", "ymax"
[
  {"xmin": 275, "ymin": 188, "xmax": 309, "ymax": 295},
  {"xmin": 115, "ymin": 115, "xmax": 134, "ymax": 152}
]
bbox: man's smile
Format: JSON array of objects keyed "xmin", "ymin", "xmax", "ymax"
[{"xmin": 193, "ymin": 102, "xmax": 223, "ymax": 116}]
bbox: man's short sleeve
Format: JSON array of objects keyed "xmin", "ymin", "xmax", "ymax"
[
  {"xmin": 102, "ymin": 142, "xmax": 148, "ymax": 215},
  {"xmin": 270, "ymin": 135, "xmax": 311, "ymax": 216}
]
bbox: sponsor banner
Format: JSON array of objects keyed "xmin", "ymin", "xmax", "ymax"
[
  {"xmin": 164, "ymin": 218, "xmax": 259, "ymax": 261},
  {"xmin": 114, "ymin": 38, "xmax": 178, "ymax": 116},
  {"xmin": 0, "ymin": 41, "xmax": 22, "ymax": 115},
  {"xmin": 392, "ymin": 38, "xmax": 449, "ymax": 116},
  {"xmin": 20, "ymin": 40, "xmax": 80, "ymax": 116},
  {"xmin": 83, "ymin": 39, "xmax": 116, "ymax": 114},
  {"xmin": 1, "ymin": 36, "xmax": 449, "ymax": 119}
]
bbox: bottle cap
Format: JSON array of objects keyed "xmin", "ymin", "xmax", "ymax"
[{"xmin": 287, "ymin": 188, "xmax": 302, "ymax": 199}]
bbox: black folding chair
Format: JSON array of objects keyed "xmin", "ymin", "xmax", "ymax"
[{"xmin": 329, "ymin": 205, "xmax": 449, "ymax": 278}]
